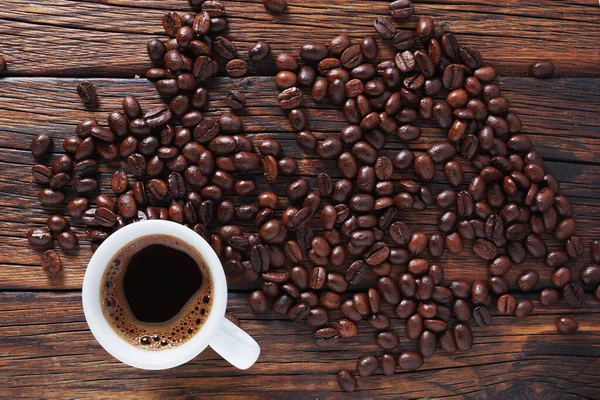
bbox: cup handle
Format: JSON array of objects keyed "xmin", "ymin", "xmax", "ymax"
[{"xmin": 209, "ymin": 317, "xmax": 260, "ymax": 370}]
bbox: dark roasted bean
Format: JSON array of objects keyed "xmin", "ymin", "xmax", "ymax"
[
  {"xmin": 556, "ymin": 316, "xmax": 578, "ymax": 335},
  {"xmin": 530, "ymin": 61, "xmax": 554, "ymax": 79},
  {"xmin": 563, "ymin": 283, "xmax": 585, "ymax": 308}
]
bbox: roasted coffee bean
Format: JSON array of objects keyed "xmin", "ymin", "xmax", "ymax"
[
  {"xmin": 564, "ymin": 282, "xmax": 585, "ymax": 308},
  {"xmin": 563, "ymin": 234, "xmax": 584, "ymax": 259},
  {"xmin": 162, "ymin": 11, "xmax": 182, "ymax": 37},
  {"xmin": 436, "ymin": 330, "xmax": 457, "ymax": 355},
  {"xmin": 487, "ymin": 276, "xmax": 508, "ymax": 296},
  {"xmin": 278, "ymin": 87, "xmax": 303, "ymax": 109},
  {"xmin": 473, "ymin": 239, "xmax": 497, "ymax": 260},
  {"xmin": 127, "ymin": 153, "xmax": 146, "ymax": 177},
  {"xmin": 364, "ymin": 242, "xmax": 389, "ymax": 265},
  {"xmin": 546, "ymin": 250, "xmax": 568, "ymax": 268},
  {"xmin": 303, "ymin": 307, "xmax": 329, "ymax": 328},
  {"xmin": 443, "ymin": 232, "xmax": 462, "ymax": 254},
  {"xmin": 57, "ymin": 230, "xmax": 78, "ymax": 250},
  {"xmin": 458, "ymin": 45, "xmax": 482, "ymax": 69},
  {"xmin": 397, "ymin": 124, "xmax": 421, "ymax": 141},
  {"xmin": 433, "ymin": 101, "xmax": 453, "ymax": 128},
  {"xmin": 393, "ymin": 299, "xmax": 415, "ymax": 320},
  {"xmin": 326, "ymin": 319, "xmax": 355, "ymax": 339},
  {"xmin": 556, "ymin": 316, "xmax": 578, "ymax": 335},
  {"xmin": 275, "ymin": 71, "xmax": 297, "ymax": 90},
  {"xmin": 418, "ymin": 330, "xmax": 437, "ymax": 358},
  {"xmin": 348, "ymin": 294, "xmax": 368, "ymax": 317},
  {"xmin": 517, "ymin": 270, "xmax": 539, "ymax": 292},
  {"xmin": 530, "ymin": 61, "xmax": 554, "ymax": 79},
  {"xmin": 523, "ymin": 234, "xmax": 546, "ymax": 259},
  {"xmin": 514, "ymin": 300, "xmax": 534, "ymax": 319},
  {"xmin": 443, "ymin": 161, "xmax": 463, "ymax": 187},
  {"xmin": 263, "ymin": 0, "xmax": 287, "ymax": 13},
  {"xmin": 403, "ymin": 314, "xmax": 423, "ymax": 340},
  {"xmin": 453, "ymin": 323, "xmax": 473, "ymax": 351},
  {"xmin": 337, "ymin": 370, "xmax": 357, "ymax": 393},
  {"xmin": 488, "ymin": 255, "xmax": 512, "ymax": 276},
  {"xmin": 325, "ymin": 272, "xmax": 349, "ymax": 293},
  {"xmin": 41, "ymin": 250, "xmax": 61, "ymax": 276},
  {"xmin": 46, "ymin": 158, "xmax": 71, "ymax": 184},
  {"xmin": 340, "ymin": 299, "xmax": 362, "ymax": 322},
  {"xmin": 213, "ymin": 36, "xmax": 237, "ymax": 60},
  {"xmin": 46, "ymin": 215, "xmax": 68, "ymax": 233},
  {"xmin": 471, "ymin": 280, "xmax": 489, "ymax": 305},
  {"xmin": 107, "ymin": 171, "xmax": 128, "ymax": 195},
  {"xmin": 248, "ymin": 41, "xmax": 270, "ymax": 63},
  {"xmin": 65, "ymin": 197, "xmax": 87, "ymax": 219},
  {"xmin": 539, "ymin": 288, "xmax": 560, "ymax": 307},
  {"xmin": 377, "ymin": 331, "xmax": 399, "ymax": 350},
  {"xmin": 398, "ymin": 351, "xmax": 423, "ymax": 371},
  {"xmin": 356, "ymin": 355, "xmax": 379, "ymax": 377},
  {"xmin": 580, "ymin": 265, "xmax": 600, "ymax": 285},
  {"xmin": 507, "ymin": 241, "xmax": 527, "ymax": 264},
  {"xmin": 273, "ymin": 294, "xmax": 294, "ymax": 316},
  {"xmin": 551, "ymin": 266, "xmax": 571, "ymax": 289},
  {"xmin": 30, "ymin": 133, "xmax": 53, "ymax": 158},
  {"xmin": 39, "ymin": 188, "xmax": 65, "ymax": 206},
  {"xmin": 389, "ymin": 0, "xmax": 414, "ymax": 19},
  {"xmin": 343, "ymin": 260, "xmax": 367, "ymax": 286},
  {"xmin": 438, "ymin": 211, "xmax": 458, "ymax": 233},
  {"xmin": 414, "ymin": 154, "xmax": 435, "ymax": 181},
  {"xmin": 451, "ymin": 298, "xmax": 471, "ymax": 322},
  {"xmin": 393, "ymin": 30, "xmax": 415, "ymax": 51},
  {"xmin": 76, "ymin": 81, "xmax": 98, "ymax": 106},
  {"xmin": 319, "ymin": 290, "xmax": 342, "ymax": 310},
  {"xmin": 414, "ymin": 50, "xmax": 434, "ymax": 77},
  {"xmin": 497, "ymin": 294, "xmax": 516, "ymax": 315},
  {"xmin": 443, "ymin": 64, "xmax": 463, "ymax": 90},
  {"xmin": 427, "ymin": 141, "xmax": 456, "ymax": 164},
  {"xmin": 473, "ymin": 305, "xmax": 492, "ymax": 327},
  {"xmin": 27, "ymin": 227, "xmax": 53, "ymax": 248},
  {"xmin": 95, "ymin": 207, "xmax": 116, "ymax": 228},
  {"xmin": 147, "ymin": 39, "xmax": 167, "ymax": 61},
  {"xmin": 31, "ymin": 164, "xmax": 53, "ymax": 184},
  {"xmin": 374, "ymin": 17, "xmax": 397, "ymax": 40},
  {"xmin": 375, "ymin": 276, "xmax": 399, "ymax": 305},
  {"xmin": 374, "ymin": 353, "xmax": 395, "ymax": 376},
  {"xmin": 48, "ymin": 172, "xmax": 69, "ymax": 190}
]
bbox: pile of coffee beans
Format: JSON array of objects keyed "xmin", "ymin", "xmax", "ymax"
[{"xmin": 26, "ymin": 0, "xmax": 599, "ymax": 392}]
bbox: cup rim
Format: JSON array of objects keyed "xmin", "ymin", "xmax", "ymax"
[{"xmin": 82, "ymin": 220, "xmax": 227, "ymax": 370}]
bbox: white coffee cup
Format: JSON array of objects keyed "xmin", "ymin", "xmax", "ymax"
[{"xmin": 82, "ymin": 220, "xmax": 260, "ymax": 370}]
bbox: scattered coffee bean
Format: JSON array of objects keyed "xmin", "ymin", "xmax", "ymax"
[
  {"xmin": 41, "ymin": 250, "xmax": 61, "ymax": 276},
  {"xmin": 76, "ymin": 81, "xmax": 98, "ymax": 106},
  {"xmin": 263, "ymin": 0, "xmax": 287, "ymax": 14},
  {"xmin": 556, "ymin": 316, "xmax": 578, "ymax": 335},
  {"xmin": 337, "ymin": 370, "xmax": 357, "ymax": 392},
  {"xmin": 530, "ymin": 61, "xmax": 554, "ymax": 79}
]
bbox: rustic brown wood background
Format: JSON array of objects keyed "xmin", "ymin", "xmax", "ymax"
[{"xmin": 0, "ymin": 0, "xmax": 599, "ymax": 398}]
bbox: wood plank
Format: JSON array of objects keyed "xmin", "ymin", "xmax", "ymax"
[
  {"xmin": 0, "ymin": 292, "xmax": 599, "ymax": 398},
  {"xmin": 0, "ymin": 76, "xmax": 599, "ymax": 289},
  {"xmin": 0, "ymin": 0, "xmax": 598, "ymax": 77},
  {"xmin": 0, "ymin": 77, "xmax": 598, "ymax": 162}
]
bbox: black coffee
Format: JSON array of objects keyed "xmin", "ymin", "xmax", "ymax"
[{"xmin": 101, "ymin": 235, "xmax": 213, "ymax": 349}]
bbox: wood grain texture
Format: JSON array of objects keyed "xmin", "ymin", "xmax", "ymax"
[
  {"xmin": 1, "ymin": 292, "xmax": 599, "ymax": 398},
  {"xmin": 0, "ymin": 77, "xmax": 599, "ymax": 290},
  {"xmin": 0, "ymin": 0, "xmax": 598, "ymax": 77},
  {"xmin": 0, "ymin": 0, "xmax": 599, "ymax": 398}
]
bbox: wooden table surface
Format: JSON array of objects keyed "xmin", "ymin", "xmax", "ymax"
[{"xmin": 1, "ymin": 1, "xmax": 600, "ymax": 398}]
